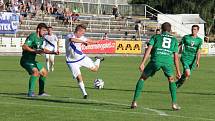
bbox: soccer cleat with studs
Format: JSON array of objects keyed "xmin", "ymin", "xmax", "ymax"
[
  {"xmin": 130, "ymin": 101, "xmax": 137, "ymax": 109},
  {"xmin": 172, "ymin": 103, "xmax": 181, "ymax": 111},
  {"xmin": 38, "ymin": 93, "xmax": 50, "ymax": 97},
  {"xmin": 83, "ymin": 95, "xmax": 88, "ymax": 99},
  {"xmin": 95, "ymin": 56, "xmax": 104, "ymax": 61}
]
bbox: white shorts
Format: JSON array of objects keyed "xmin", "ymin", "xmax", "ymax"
[
  {"xmin": 67, "ymin": 56, "xmax": 95, "ymax": 78},
  {"xmin": 45, "ymin": 54, "xmax": 55, "ymax": 62}
]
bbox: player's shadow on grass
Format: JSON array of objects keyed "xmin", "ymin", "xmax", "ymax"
[
  {"xmin": 0, "ymin": 92, "xmax": 26, "ymax": 96},
  {"xmin": 57, "ymin": 85, "xmax": 215, "ymax": 96},
  {"xmin": 0, "ymin": 69, "xmax": 24, "ymax": 72},
  {"xmin": 13, "ymin": 96, "xmax": 127, "ymax": 109}
]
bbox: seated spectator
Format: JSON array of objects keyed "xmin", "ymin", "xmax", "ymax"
[
  {"xmin": 0, "ymin": 0, "xmax": 5, "ymax": 11},
  {"xmin": 71, "ymin": 11, "xmax": 79, "ymax": 22},
  {"xmin": 101, "ymin": 33, "xmax": 109, "ymax": 40},
  {"xmin": 63, "ymin": 8, "xmax": 72, "ymax": 25},
  {"xmin": 46, "ymin": 2, "xmax": 53, "ymax": 15}
]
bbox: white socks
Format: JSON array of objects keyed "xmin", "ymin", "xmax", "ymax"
[
  {"xmin": 78, "ymin": 81, "xmax": 87, "ymax": 96},
  {"xmin": 94, "ymin": 59, "xmax": 101, "ymax": 68},
  {"xmin": 46, "ymin": 61, "xmax": 50, "ymax": 72}
]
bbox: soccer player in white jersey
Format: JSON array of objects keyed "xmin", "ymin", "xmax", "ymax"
[
  {"xmin": 65, "ymin": 24, "xmax": 104, "ymax": 99},
  {"xmin": 44, "ymin": 26, "xmax": 59, "ymax": 72}
]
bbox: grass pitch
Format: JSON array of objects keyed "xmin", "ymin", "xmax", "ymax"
[{"xmin": 0, "ymin": 56, "xmax": 215, "ymax": 121}]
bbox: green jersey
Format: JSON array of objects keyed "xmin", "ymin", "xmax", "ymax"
[
  {"xmin": 21, "ymin": 32, "xmax": 44, "ymax": 62},
  {"xmin": 148, "ymin": 32, "xmax": 178, "ymax": 65},
  {"xmin": 181, "ymin": 34, "xmax": 202, "ymax": 61}
]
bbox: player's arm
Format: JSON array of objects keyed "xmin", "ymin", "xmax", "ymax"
[
  {"xmin": 196, "ymin": 49, "xmax": 201, "ymax": 68},
  {"xmin": 43, "ymin": 48, "xmax": 59, "ymax": 55},
  {"xmin": 69, "ymin": 38, "xmax": 88, "ymax": 45},
  {"xmin": 139, "ymin": 45, "xmax": 152, "ymax": 72},
  {"xmin": 22, "ymin": 44, "xmax": 44, "ymax": 54},
  {"xmin": 174, "ymin": 52, "xmax": 181, "ymax": 79},
  {"xmin": 86, "ymin": 39, "xmax": 98, "ymax": 44},
  {"xmin": 196, "ymin": 40, "xmax": 203, "ymax": 68}
]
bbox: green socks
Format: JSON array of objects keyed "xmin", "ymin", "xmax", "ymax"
[
  {"xmin": 39, "ymin": 76, "xmax": 46, "ymax": 94},
  {"xmin": 169, "ymin": 82, "xmax": 177, "ymax": 103},
  {"xmin": 28, "ymin": 76, "xmax": 39, "ymax": 93},
  {"xmin": 133, "ymin": 79, "xmax": 145, "ymax": 101}
]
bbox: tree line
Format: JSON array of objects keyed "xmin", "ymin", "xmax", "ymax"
[{"xmin": 129, "ymin": 0, "xmax": 215, "ymax": 35}]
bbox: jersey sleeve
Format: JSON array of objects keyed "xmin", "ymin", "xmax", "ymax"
[
  {"xmin": 24, "ymin": 35, "xmax": 34, "ymax": 47},
  {"xmin": 173, "ymin": 38, "xmax": 179, "ymax": 53},
  {"xmin": 148, "ymin": 35, "xmax": 155, "ymax": 46}
]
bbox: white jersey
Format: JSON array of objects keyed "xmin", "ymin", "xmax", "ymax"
[
  {"xmin": 44, "ymin": 34, "xmax": 58, "ymax": 52},
  {"xmin": 65, "ymin": 33, "xmax": 87, "ymax": 62}
]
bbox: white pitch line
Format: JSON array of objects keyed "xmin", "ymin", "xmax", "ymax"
[
  {"xmin": 0, "ymin": 101, "xmax": 214, "ymax": 121},
  {"xmin": 67, "ymin": 97, "xmax": 168, "ymax": 116}
]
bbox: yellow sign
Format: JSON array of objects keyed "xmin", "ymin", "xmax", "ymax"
[
  {"xmin": 115, "ymin": 41, "xmax": 142, "ymax": 54},
  {"xmin": 201, "ymin": 43, "xmax": 209, "ymax": 55}
]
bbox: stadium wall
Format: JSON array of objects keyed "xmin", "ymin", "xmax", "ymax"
[{"xmin": 0, "ymin": 38, "xmax": 214, "ymax": 55}]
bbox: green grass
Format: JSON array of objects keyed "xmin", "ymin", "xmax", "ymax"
[{"xmin": 0, "ymin": 56, "xmax": 215, "ymax": 121}]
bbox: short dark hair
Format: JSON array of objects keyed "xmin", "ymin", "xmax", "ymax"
[
  {"xmin": 161, "ymin": 22, "xmax": 171, "ymax": 32},
  {"xmin": 156, "ymin": 29, "xmax": 160, "ymax": 32},
  {"xmin": 47, "ymin": 26, "xmax": 53, "ymax": 29},
  {"xmin": 192, "ymin": 25, "xmax": 199, "ymax": 30},
  {"xmin": 37, "ymin": 23, "xmax": 48, "ymax": 30},
  {"xmin": 75, "ymin": 24, "xmax": 87, "ymax": 33}
]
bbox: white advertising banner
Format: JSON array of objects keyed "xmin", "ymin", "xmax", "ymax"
[{"xmin": 208, "ymin": 43, "xmax": 215, "ymax": 54}]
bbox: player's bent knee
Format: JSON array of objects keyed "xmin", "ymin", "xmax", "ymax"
[
  {"xmin": 32, "ymin": 68, "xmax": 40, "ymax": 77},
  {"xmin": 168, "ymin": 77, "xmax": 174, "ymax": 82},
  {"xmin": 40, "ymin": 68, "xmax": 48, "ymax": 77},
  {"xmin": 90, "ymin": 67, "xmax": 98, "ymax": 72}
]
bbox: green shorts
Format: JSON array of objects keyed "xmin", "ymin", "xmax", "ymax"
[
  {"xmin": 20, "ymin": 61, "xmax": 43, "ymax": 75},
  {"xmin": 144, "ymin": 61, "xmax": 174, "ymax": 78},
  {"xmin": 181, "ymin": 58, "xmax": 196, "ymax": 71}
]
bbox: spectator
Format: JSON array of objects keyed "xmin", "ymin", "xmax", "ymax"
[
  {"xmin": 0, "ymin": 0, "xmax": 5, "ymax": 11},
  {"xmin": 71, "ymin": 11, "xmax": 79, "ymax": 22},
  {"xmin": 135, "ymin": 20, "xmax": 142, "ymax": 40},
  {"xmin": 112, "ymin": 5, "xmax": 119, "ymax": 19},
  {"xmin": 63, "ymin": 8, "xmax": 72, "ymax": 25},
  {"xmin": 101, "ymin": 33, "xmax": 109, "ymax": 40}
]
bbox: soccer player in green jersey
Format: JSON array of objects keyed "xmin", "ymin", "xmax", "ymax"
[
  {"xmin": 20, "ymin": 23, "xmax": 59, "ymax": 97},
  {"xmin": 130, "ymin": 22, "xmax": 181, "ymax": 110},
  {"xmin": 176, "ymin": 25, "xmax": 203, "ymax": 88}
]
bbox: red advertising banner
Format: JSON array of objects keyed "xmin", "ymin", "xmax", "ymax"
[{"xmin": 81, "ymin": 40, "xmax": 116, "ymax": 53}]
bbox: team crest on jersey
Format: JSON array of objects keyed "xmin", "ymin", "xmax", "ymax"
[{"xmin": 191, "ymin": 41, "xmax": 195, "ymax": 47}]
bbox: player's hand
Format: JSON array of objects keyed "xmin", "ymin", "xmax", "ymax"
[
  {"xmin": 54, "ymin": 51, "xmax": 60, "ymax": 55},
  {"xmin": 176, "ymin": 72, "xmax": 181, "ymax": 79},
  {"xmin": 196, "ymin": 62, "xmax": 200, "ymax": 68},
  {"xmin": 35, "ymin": 49, "xmax": 44, "ymax": 54},
  {"xmin": 139, "ymin": 63, "xmax": 145, "ymax": 72}
]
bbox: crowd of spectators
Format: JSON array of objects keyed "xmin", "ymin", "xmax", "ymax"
[{"xmin": 0, "ymin": 0, "xmax": 80, "ymax": 25}]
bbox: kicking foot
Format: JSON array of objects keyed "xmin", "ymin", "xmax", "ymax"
[
  {"xmin": 176, "ymin": 81, "xmax": 183, "ymax": 89},
  {"xmin": 130, "ymin": 101, "xmax": 137, "ymax": 109},
  {"xmin": 172, "ymin": 103, "xmax": 181, "ymax": 111},
  {"xmin": 83, "ymin": 95, "xmax": 88, "ymax": 99},
  {"xmin": 95, "ymin": 56, "xmax": 104, "ymax": 61},
  {"xmin": 38, "ymin": 93, "xmax": 50, "ymax": 97}
]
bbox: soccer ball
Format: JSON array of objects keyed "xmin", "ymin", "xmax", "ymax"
[{"xmin": 94, "ymin": 78, "xmax": 104, "ymax": 89}]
